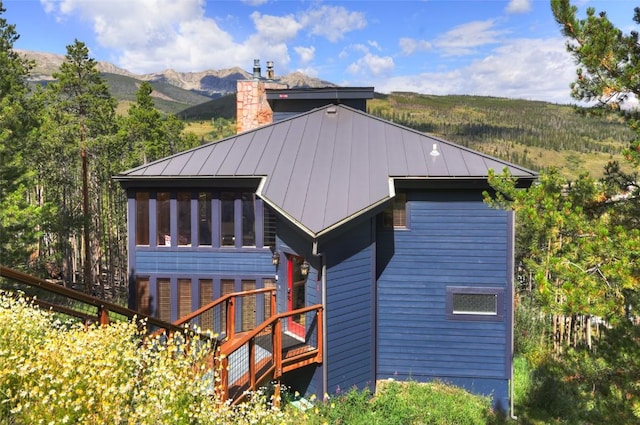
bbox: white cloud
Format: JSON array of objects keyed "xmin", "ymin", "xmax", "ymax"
[
  {"xmin": 250, "ymin": 11, "xmax": 302, "ymax": 43},
  {"xmin": 39, "ymin": 0, "xmax": 296, "ymax": 73},
  {"xmin": 368, "ymin": 40, "xmax": 381, "ymax": 51},
  {"xmin": 295, "ymin": 66, "xmax": 318, "ymax": 78},
  {"xmin": 374, "ymin": 38, "xmax": 577, "ymax": 104},
  {"xmin": 299, "ymin": 5, "xmax": 366, "ymax": 42},
  {"xmin": 506, "ymin": 0, "xmax": 532, "ymax": 14},
  {"xmin": 435, "ymin": 19, "xmax": 507, "ymax": 56},
  {"xmin": 294, "ymin": 46, "xmax": 315, "ymax": 64},
  {"xmin": 399, "ymin": 37, "xmax": 432, "ymax": 56},
  {"xmin": 347, "ymin": 53, "xmax": 394, "ymax": 77},
  {"xmin": 241, "ymin": 0, "xmax": 268, "ymax": 6}
]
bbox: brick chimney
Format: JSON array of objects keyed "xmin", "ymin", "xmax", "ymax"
[{"xmin": 236, "ymin": 59, "xmax": 286, "ymax": 133}]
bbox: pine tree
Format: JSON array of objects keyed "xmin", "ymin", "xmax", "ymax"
[
  {"xmin": 37, "ymin": 40, "xmax": 117, "ymax": 291},
  {"xmin": 0, "ymin": 2, "xmax": 44, "ymax": 269}
]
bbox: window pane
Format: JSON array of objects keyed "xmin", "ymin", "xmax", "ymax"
[
  {"xmin": 221, "ymin": 192, "xmax": 235, "ymax": 246},
  {"xmin": 199, "ymin": 279, "xmax": 214, "ymax": 331},
  {"xmin": 453, "ymin": 293, "xmax": 497, "ymax": 315},
  {"xmin": 177, "ymin": 192, "xmax": 191, "ymax": 246},
  {"xmin": 263, "ymin": 205, "xmax": 276, "ymax": 248},
  {"xmin": 263, "ymin": 278, "xmax": 276, "ymax": 320},
  {"xmin": 157, "ymin": 192, "xmax": 171, "ymax": 246},
  {"xmin": 198, "ymin": 192, "xmax": 212, "ymax": 246},
  {"xmin": 157, "ymin": 278, "xmax": 171, "ymax": 322},
  {"xmin": 135, "ymin": 192, "xmax": 149, "ymax": 245},
  {"xmin": 178, "ymin": 278, "xmax": 192, "ymax": 319},
  {"xmin": 221, "ymin": 279, "xmax": 235, "ymax": 332},
  {"xmin": 241, "ymin": 280, "xmax": 256, "ymax": 331},
  {"xmin": 135, "ymin": 277, "xmax": 150, "ymax": 315},
  {"xmin": 242, "ymin": 192, "xmax": 256, "ymax": 246},
  {"xmin": 383, "ymin": 192, "xmax": 406, "ymax": 228}
]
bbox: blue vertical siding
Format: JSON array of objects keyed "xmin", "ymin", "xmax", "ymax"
[
  {"xmin": 324, "ymin": 219, "xmax": 375, "ymax": 394},
  {"xmin": 376, "ymin": 190, "xmax": 511, "ymax": 409}
]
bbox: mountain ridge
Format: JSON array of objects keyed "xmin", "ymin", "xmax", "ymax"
[{"xmin": 18, "ymin": 49, "xmax": 335, "ymax": 99}]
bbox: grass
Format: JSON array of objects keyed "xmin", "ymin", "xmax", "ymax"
[{"xmin": 299, "ymin": 380, "xmax": 506, "ymax": 425}]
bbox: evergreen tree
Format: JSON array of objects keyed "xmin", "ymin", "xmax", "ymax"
[
  {"xmin": 552, "ymin": 0, "xmax": 640, "ymax": 224},
  {"xmin": 119, "ymin": 81, "xmax": 199, "ymax": 167},
  {"xmin": 0, "ymin": 2, "xmax": 44, "ymax": 269},
  {"xmin": 37, "ymin": 40, "xmax": 117, "ymax": 290}
]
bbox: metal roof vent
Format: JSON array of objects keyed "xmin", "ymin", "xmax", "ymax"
[
  {"xmin": 253, "ymin": 59, "xmax": 261, "ymax": 79},
  {"xmin": 266, "ymin": 61, "xmax": 274, "ymax": 80},
  {"xmin": 430, "ymin": 143, "xmax": 440, "ymax": 157},
  {"xmin": 326, "ymin": 106, "xmax": 338, "ymax": 114}
]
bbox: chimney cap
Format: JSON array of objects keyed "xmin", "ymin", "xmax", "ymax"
[{"xmin": 253, "ymin": 59, "xmax": 261, "ymax": 79}]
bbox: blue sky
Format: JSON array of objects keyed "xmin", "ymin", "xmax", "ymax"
[{"xmin": 3, "ymin": 0, "xmax": 637, "ymax": 104}]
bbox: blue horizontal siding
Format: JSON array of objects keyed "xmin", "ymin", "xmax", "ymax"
[
  {"xmin": 135, "ymin": 249, "xmax": 273, "ymax": 276},
  {"xmin": 377, "ymin": 190, "xmax": 510, "ymax": 387},
  {"xmin": 325, "ymin": 220, "xmax": 375, "ymax": 393}
]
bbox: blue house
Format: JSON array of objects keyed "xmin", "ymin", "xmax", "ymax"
[{"xmin": 115, "ymin": 71, "xmax": 536, "ymax": 411}]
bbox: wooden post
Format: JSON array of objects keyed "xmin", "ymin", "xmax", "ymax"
[
  {"xmin": 227, "ymin": 298, "xmax": 235, "ymax": 341},
  {"xmin": 273, "ymin": 379, "xmax": 281, "ymax": 408},
  {"xmin": 220, "ymin": 356, "xmax": 229, "ymax": 404},
  {"xmin": 270, "ymin": 290, "xmax": 276, "ymax": 319},
  {"xmin": 274, "ymin": 319, "xmax": 282, "ymax": 378},
  {"xmin": 98, "ymin": 305, "xmax": 110, "ymax": 326},
  {"xmin": 249, "ymin": 339, "xmax": 256, "ymax": 390}
]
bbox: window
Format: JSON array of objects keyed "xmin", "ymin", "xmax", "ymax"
[
  {"xmin": 198, "ymin": 192, "xmax": 212, "ymax": 246},
  {"xmin": 156, "ymin": 192, "xmax": 171, "ymax": 246},
  {"xmin": 135, "ymin": 277, "xmax": 150, "ymax": 315},
  {"xmin": 263, "ymin": 206, "xmax": 276, "ymax": 248},
  {"xmin": 220, "ymin": 279, "xmax": 235, "ymax": 331},
  {"xmin": 241, "ymin": 279, "xmax": 256, "ymax": 331},
  {"xmin": 157, "ymin": 278, "xmax": 171, "ymax": 322},
  {"xmin": 220, "ymin": 192, "xmax": 235, "ymax": 246},
  {"xmin": 178, "ymin": 278, "xmax": 192, "ymax": 319},
  {"xmin": 242, "ymin": 192, "xmax": 256, "ymax": 246},
  {"xmin": 263, "ymin": 278, "xmax": 276, "ymax": 320},
  {"xmin": 383, "ymin": 192, "xmax": 407, "ymax": 228},
  {"xmin": 446, "ymin": 286, "xmax": 504, "ymax": 321},
  {"xmin": 199, "ymin": 279, "xmax": 214, "ymax": 331},
  {"xmin": 133, "ymin": 189, "xmax": 272, "ymax": 249},
  {"xmin": 177, "ymin": 192, "xmax": 191, "ymax": 246},
  {"xmin": 135, "ymin": 192, "xmax": 149, "ymax": 245}
]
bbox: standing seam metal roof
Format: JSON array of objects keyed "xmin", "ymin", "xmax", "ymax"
[{"xmin": 116, "ymin": 104, "xmax": 537, "ymax": 237}]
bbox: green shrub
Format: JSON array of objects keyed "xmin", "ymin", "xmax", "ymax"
[{"xmin": 305, "ymin": 380, "xmax": 501, "ymax": 425}]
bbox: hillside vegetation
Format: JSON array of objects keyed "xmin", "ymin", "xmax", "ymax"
[{"xmin": 367, "ymin": 93, "xmax": 635, "ymax": 179}]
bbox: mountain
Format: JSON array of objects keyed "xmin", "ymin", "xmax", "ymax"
[{"xmin": 18, "ymin": 50, "xmax": 335, "ymax": 110}]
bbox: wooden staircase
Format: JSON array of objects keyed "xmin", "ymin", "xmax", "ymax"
[
  {"xmin": 0, "ymin": 266, "xmax": 322, "ymax": 405},
  {"xmin": 173, "ymin": 287, "xmax": 323, "ymax": 404}
]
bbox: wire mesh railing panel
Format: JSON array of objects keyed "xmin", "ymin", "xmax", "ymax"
[
  {"xmin": 254, "ymin": 325, "xmax": 274, "ymax": 379},
  {"xmin": 182, "ymin": 301, "xmax": 225, "ymax": 339}
]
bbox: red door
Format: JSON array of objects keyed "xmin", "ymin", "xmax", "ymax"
[{"xmin": 287, "ymin": 255, "xmax": 307, "ymax": 339}]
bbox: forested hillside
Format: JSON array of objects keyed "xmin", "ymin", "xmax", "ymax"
[{"xmin": 367, "ymin": 92, "xmax": 635, "ymax": 179}]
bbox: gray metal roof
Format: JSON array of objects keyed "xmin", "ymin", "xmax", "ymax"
[{"xmin": 116, "ymin": 104, "xmax": 537, "ymax": 238}]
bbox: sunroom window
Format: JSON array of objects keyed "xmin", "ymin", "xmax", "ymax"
[
  {"xmin": 135, "ymin": 192, "xmax": 149, "ymax": 245},
  {"xmin": 177, "ymin": 192, "xmax": 191, "ymax": 246},
  {"xmin": 156, "ymin": 192, "xmax": 171, "ymax": 246},
  {"xmin": 220, "ymin": 192, "xmax": 235, "ymax": 246}
]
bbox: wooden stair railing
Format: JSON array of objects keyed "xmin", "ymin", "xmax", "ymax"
[
  {"xmin": 0, "ymin": 265, "xmax": 184, "ymax": 333},
  {"xmin": 172, "ymin": 287, "xmax": 277, "ymax": 344},
  {"xmin": 219, "ymin": 304, "xmax": 323, "ymax": 405}
]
